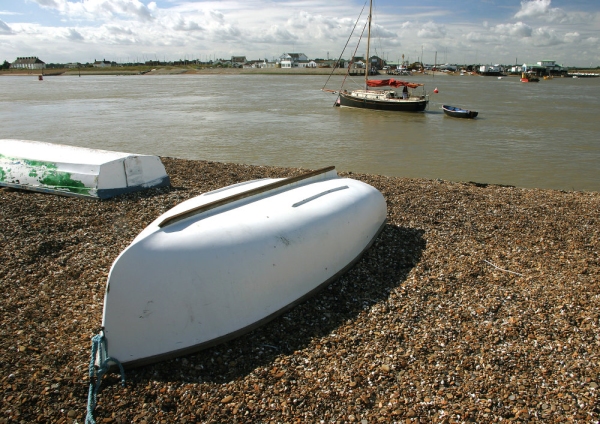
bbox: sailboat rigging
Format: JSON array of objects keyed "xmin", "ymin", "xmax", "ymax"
[{"xmin": 324, "ymin": 0, "xmax": 429, "ymax": 112}]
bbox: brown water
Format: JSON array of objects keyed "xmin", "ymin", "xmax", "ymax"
[{"xmin": 1, "ymin": 73, "xmax": 598, "ymax": 191}]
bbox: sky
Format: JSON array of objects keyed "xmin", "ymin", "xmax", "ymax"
[{"xmin": 1, "ymin": 0, "xmax": 599, "ymax": 67}]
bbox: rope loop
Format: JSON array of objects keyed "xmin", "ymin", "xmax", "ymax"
[{"xmin": 85, "ymin": 332, "xmax": 126, "ymax": 424}]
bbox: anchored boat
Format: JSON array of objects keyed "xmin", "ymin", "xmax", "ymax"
[
  {"xmin": 322, "ymin": 0, "xmax": 428, "ymax": 112},
  {"xmin": 442, "ymin": 105, "xmax": 479, "ymax": 119},
  {"xmin": 98, "ymin": 166, "xmax": 387, "ymax": 367},
  {"xmin": 0, "ymin": 139, "xmax": 169, "ymax": 199}
]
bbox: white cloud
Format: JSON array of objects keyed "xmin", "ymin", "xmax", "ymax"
[
  {"xmin": 515, "ymin": 0, "xmax": 554, "ymax": 19},
  {"xmin": 64, "ymin": 27, "xmax": 83, "ymax": 41},
  {"xmin": 490, "ymin": 22, "xmax": 533, "ymax": 38},
  {"xmin": 0, "ymin": 19, "xmax": 13, "ymax": 34},
  {"xmin": 531, "ymin": 27, "xmax": 563, "ymax": 46},
  {"xmin": 252, "ymin": 25, "xmax": 296, "ymax": 44},
  {"xmin": 514, "ymin": 0, "xmax": 593, "ymax": 24},
  {"xmin": 417, "ymin": 21, "xmax": 446, "ymax": 39},
  {"xmin": 31, "ymin": 0, "xmax": 154, "ymax": 22}
]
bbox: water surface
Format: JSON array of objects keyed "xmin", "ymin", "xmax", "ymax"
[{"xmin": 1, "ymin": 73, "xmax": 598, "ymax": 191}]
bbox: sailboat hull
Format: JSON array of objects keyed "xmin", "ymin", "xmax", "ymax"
[{"xmin": 338, "ymin": 92, "xmax": 428, "ymax": 112}]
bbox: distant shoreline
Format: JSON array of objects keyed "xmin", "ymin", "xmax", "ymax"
[
  {"xmin": 0, "ymin": 67, "xmax": 456, "ymax": 77},
  {"xmin": 2, "ymin": 65, "xmax": 598, "ymax": 78}
]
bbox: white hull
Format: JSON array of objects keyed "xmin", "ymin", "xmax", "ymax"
[
  {"xmin": 101, "ymin": 167, "xmax": 387, "ymax": 367},
  {"xmin": 0, "ymin": 139, "xmax": 169, "ymax": 198}
]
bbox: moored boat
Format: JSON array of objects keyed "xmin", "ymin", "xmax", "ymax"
[
  {"xmin": 520, "ymin": 72, "xmax": 539, "ymax": 83},
  {"xmin": 338, "ymin": 80, "xmax": 428, "ymax": 112},
  {"xmin": 323, "ymin": 0, "xmax": 428, "ymax": 112},
  {"xmin": 98, "ymin": 166, "xmax": 387, "ymax": 367},
  {"xmin": 442, "ymin": 105, "xmax": 479, "ymax": 119}
]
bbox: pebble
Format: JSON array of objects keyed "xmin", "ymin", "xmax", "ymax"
[{"xmin": 1, "ymin": 158, "xmax": 598, "ymax": 423}]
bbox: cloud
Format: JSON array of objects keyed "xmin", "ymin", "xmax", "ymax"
[
  {"xmin": 0, "ymin": 19, "xmax": 13, "ymax": 34},
  {"xmin": 530, "ymin": 27, "xmax": 560, "ymax": 46},
  {"xmin": 31, "ymin": 0, "xmax": 154, "ymax": 22},
  {"xmin": 173, "ymin": 18, "xmax": 204, "ymax": 32},
  {"xmin": 280, "ymin": 11, "xmax": 360, "ymax": 43},
  {"xmin": 514, "ymin": 0, "xmax": 590, "ymax": 24},
  {"xmin": 490, "ymin": 22, "xmax": 533, "ymax": 38},
  {"xmin": 65, "ymin": 28, "xmax": 83, "ymax": 41},
  {"xmin": 417, "ymin": 21, "xmax": 446, "ymax": 39},
  {"xmin": 248, "ymin": 25, "xmax": 296, "ymax": 44}
]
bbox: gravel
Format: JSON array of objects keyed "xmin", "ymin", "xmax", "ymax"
[{"xmin": 1, "ymin": 157, "xmax": 599, "ymax": 423}]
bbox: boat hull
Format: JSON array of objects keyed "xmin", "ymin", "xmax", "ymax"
[
  {"xmin": 338, "ymin": 92, "xmax": 428, "ymax": 112},
  {"xmin": 442, "ymin": 105, "xmax": 478, "ymax": 119},
  {"xmin": 101, "ymin": 168, "xmax": 387, "ymax": 367},
  {"xmin": 0, "ymin": 139, "xmax": 169, "ymax": 199}
]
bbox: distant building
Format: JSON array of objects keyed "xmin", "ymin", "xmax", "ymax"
[
  {"xmin": 537, "ymin": 60, "xmax": 568, "ymax": 76},
  {"xmin": 478, "ymin": 64, "xmax": 504, "ymax": 76},
  {"xmin": 10, "ymin": 57, "xmax": 45, "ymax": 70},
  {"xmin": 93, "ymin": 59, "xmax": 113, "ymax": 68},
  {"xmin": 278, "ymin": 53, "xmax": 308, "ymax": 68},
  {"xmin": 522, "ymin": 63, "xmax": 544, "ymax": 76},
  {"xmin": 230, "ymin": 56, "xmax": 247, "ymax": 68},
  {"xmin": 440, "ymin": 64, "xmax": 458, "ymax": 72},
  {"xmin": 368, "ymin": 55, "xmax": 385, "ymax": 70}
]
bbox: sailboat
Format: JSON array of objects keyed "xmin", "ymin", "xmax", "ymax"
[{"xmin": 333, "ymin": 0, "xmax": 429, "ymax": 112}]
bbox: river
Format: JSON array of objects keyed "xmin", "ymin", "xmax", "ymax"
[{"xmin": 1, "ymin": 72, "xmax": 598, "ymax": 191}]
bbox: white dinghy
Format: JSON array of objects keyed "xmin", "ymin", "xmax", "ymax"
[
  {"xmin": 0, "ymin": 139, "xmax": 170, "ymax": 199},
  {"xmin": 99, "ymin": 166, "xmax": 387, "ymax": 367}
]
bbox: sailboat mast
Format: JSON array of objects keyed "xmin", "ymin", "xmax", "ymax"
[{"xmin": 365, "ymin": 0, "xmax": 373, "ymax": 89}]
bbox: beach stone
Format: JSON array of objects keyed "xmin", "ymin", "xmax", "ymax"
[{"xmin": 1, "ymin": 158, "xmax": 599, "ymax": 423}]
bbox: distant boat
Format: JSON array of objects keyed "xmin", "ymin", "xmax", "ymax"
[
  {"xmin": 97, "ymin": 166, "xmax": 387, "ymax": 367},
  {"xmin": 568, "ymin": 72, "xmax": 599, "ymax": 78},
  {"xmin": 442, "ymin": 105, "xmax": 479, "ymax": 119},
  {"xmin": 520, "ymin": 72, "xmax": 539, "ymax": 83}
]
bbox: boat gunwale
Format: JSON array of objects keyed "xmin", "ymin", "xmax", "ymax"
[{"xmin": 158, "ymin": 166, "xmax": 335, "ymax": 228}]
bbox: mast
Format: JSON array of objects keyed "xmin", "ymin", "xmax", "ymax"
[{"xmin": 365, "ymin": 0, "xmax": 373, "ymax": 89}]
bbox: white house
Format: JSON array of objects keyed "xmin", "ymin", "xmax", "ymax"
[
  {"xmin": 278, "ymin": 53, "xmax": 308, "ymax": 68},
  {"xmin": 93, "ymin": 59, "xmax": 113, "ymax": 68},
  {"xmin": 479, "ymin": 64, "xmax": 502, "ymax": 74},
  {"xmin": 10, "ymin": 57, "xmax": 45, "ymax": 70}
]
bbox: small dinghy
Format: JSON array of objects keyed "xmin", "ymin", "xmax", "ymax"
[
  {"xmin": 0, "ymin": 139, "xmax": 169, "ymax": 199},
  {"xmin": 442, "ymin": 105, "xmax": 478, "ymax": 119},
  {"xmin": 98, "ymin": 166, "xmax": 387, "ymax": 367}
]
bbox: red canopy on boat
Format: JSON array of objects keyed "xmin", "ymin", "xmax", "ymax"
[{"xmin": 366, "ymin": 79, "xmax": 423, "ymax": 88}]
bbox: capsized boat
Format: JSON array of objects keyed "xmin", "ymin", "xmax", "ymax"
[
  {"xmin": 99, "ymin": 166, "xmax": 387, "ymax": 367},
  {"xmin": 442, "ymin": 105, "xmax": 479, "ymax": 119},
  {"xmin": 0, "ymin": 139, "xmax": 170, "ymax": 199}
]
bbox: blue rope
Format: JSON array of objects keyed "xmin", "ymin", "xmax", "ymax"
[{"xmin": 85, "ymin": 332, "xmax": 126, "ymax": 424}]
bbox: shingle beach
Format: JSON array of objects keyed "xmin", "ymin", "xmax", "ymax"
[{"xmin": 1, "ymin": 158, "xmax": 598, "ymax": 423}]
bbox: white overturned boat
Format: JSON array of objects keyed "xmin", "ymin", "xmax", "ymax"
[
  {"xmin": 0, "ymin": 139, "xmax": 169, "ymax": 199},
  {"xmin": 99, "ymin": 166, "xmax": 387, "ymax": 367}
]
